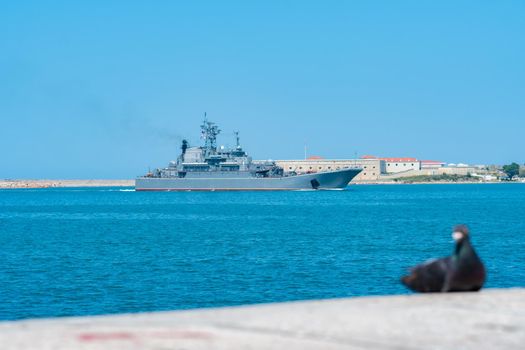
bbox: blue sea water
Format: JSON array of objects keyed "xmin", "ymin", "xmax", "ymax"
[{"xmin": 0, "ymin": 184, "xmax": 524, "ymax": 321}]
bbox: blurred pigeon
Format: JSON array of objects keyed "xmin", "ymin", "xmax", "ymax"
[{"xmin": 401, "ymin": 225, "xmax": 486, "ymax": 292}]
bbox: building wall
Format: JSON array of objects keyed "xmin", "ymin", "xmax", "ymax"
[
  {"xmin": 274, "ymin": 159, "xmax": 384, "ymax": 181},
  {"xmin": 432, "ymin": 166, "xmax": 482, "ymax": 176},
  {"xmin": 384, "ymin": 161, "xmax": 421, "ymax": 173},
  {"xmin": 383, "ymin": 167, "xmax": 481, "ymax": 178},
  {"xmin": 421, "ymin": 162, "xmax": 446, "ymax": 169}
]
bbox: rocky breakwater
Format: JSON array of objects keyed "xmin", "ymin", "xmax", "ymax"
[{"xmin": 0, "ymin": 180, "xmax": 134, "ymax": 189}]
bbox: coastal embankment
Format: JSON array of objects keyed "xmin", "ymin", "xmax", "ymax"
[
  {"xmin": 1, "ymin": 288, "xmax": 523, "ymax": 349},
  {"xmin": 0, "ymin": 179, "xmax": 134, "ymax": 189}
]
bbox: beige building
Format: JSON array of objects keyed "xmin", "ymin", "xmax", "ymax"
[
  {"xmin": 360, "ymin": 156, "xmax": 421, "ymax": 173},
  {"xmin": 421, "ymin": 160, "xmax": 446, "ymax": 169},
  {"xmin": 380, "ymin": 165, "xmax": 488, "ymax": 180},
  {"xmin": 275, "ymin": 158, "xmax": 384, "ymax": 182},
  {"xmin": 425, "ymin": 166, "xmax": 481, "ymax": 176},
  {"xmin": 382, "ymin": 158, "xmax": 420, "ymax": 173},
  {"xmin": 273, "ymin": 155, "xmax": 480, "ymax": 183}
]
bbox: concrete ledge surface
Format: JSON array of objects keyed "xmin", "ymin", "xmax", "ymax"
[{"xmin": 1, "ymin": 288, "xmax": 523, "ymax": 349}]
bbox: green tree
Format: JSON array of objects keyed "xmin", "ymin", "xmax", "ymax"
[{"xmin": 502, "ymin": 162, "xmax": 520, "ymax": 178}]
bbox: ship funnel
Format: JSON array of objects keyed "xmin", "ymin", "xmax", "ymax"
[{"xmin": 181, "ymin": 139, "xmax": 188, "ymax": 155}]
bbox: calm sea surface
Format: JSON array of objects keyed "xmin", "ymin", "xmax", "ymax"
[{"xmin": 0, "ymin": 184, "xmax": 524, "ymax": 320}]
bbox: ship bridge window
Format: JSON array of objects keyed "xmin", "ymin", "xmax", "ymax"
[
  {"xmin": 220, "ymin": 165, "xmax": 240, "ymax": 171},
  {"xmin": 183, "ymin": 165, "xmax": 209, "ymax": 172}
]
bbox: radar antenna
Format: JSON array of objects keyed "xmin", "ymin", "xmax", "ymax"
[
  {"xmin": 200, "ymin": 113, "xmax": 221, "ymax": 157},
  {"xmin": 234, "ymin": 131, "xmax": 241, "ymax": 149}
]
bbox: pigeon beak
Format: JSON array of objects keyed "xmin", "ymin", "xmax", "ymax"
[{"xmin": 452, "ymin": 231, "xmax": 463, "ymax": 241}]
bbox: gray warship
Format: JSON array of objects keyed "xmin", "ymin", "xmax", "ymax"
[{"xmin": 135, "ymin": 119, "xmax": 361, "ymax": 191}]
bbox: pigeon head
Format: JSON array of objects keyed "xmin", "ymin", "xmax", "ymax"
[{"xmin": 452, "ymin": 224, "xmax": 469, "ymax": 242}]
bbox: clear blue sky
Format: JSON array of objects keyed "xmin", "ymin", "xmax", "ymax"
[{"xmin": 1, "ymin": 1, "xmax": 523, "ymax": 178}]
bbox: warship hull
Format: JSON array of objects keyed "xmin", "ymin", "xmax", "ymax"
[{"xmin": 135, "ymin": 168, "xmax": 361, "ymax": 191}]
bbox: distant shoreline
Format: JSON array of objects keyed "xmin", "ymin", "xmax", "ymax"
[
  {"xmin": 0, "ymin": 180, "xmax": 134, "ymax": 189},
  {"xmin": 1, "ymin": 179, "xmax": 521, "ymax": 189}
]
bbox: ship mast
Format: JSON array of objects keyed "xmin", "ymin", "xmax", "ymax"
[
  {"xmin": 200, "ymin": 113, "xmax": 221, "ymax": 157},
  {"xmin": 234, "ymin": 131, "xmax": 241, "ymax": 149}
]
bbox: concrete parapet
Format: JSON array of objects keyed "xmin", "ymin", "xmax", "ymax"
[{"xmin": 0, "ymin": 288, "xmax": 523, "ymax": 349}]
